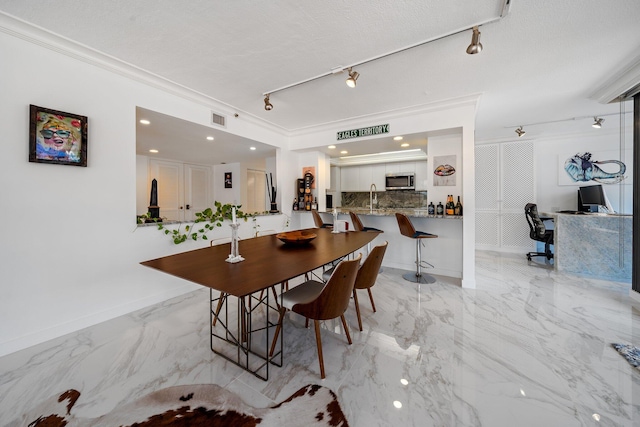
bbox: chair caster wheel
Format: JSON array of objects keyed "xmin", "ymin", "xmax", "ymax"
[{"xmin": 526, "ymin": 255, "xmax": 532, "ymax": 261}]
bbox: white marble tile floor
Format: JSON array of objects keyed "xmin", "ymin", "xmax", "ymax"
[{"xmin": 2, "ymin": 251, "xmax": 640, "ymax": 426}]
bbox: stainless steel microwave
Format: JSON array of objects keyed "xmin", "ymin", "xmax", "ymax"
[{"xmin": 385, "ymin": 173, "xmax": 415, "ymax": 190}]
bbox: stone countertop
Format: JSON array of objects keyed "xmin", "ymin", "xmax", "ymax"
[{"xmin": 326, "ymin": 208, "xmax": 463, "ymax": 219}]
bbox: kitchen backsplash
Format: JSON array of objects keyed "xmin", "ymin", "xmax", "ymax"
[{"xmin": 342, "ymin": 191, "xmax": 428, "ymax": 209}]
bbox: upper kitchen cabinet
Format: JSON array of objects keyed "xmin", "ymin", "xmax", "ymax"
[
  {"xmin": 371, "ymin": 164, "xmax": 386, "ymax": 190},
  {"xmin": 329, "ymin": 166, "xmax": 340, "ymax": 191},
  {"xmin": 339, "ymin": 164, "xmax": 387, "ymax": 192},
  {"xmin": 340, "ymin": 166, "xmax": 360, "ymax": 192},
  {"xmin": 414, "ymin": 161, "xmax": 428, "ymax": 191}
]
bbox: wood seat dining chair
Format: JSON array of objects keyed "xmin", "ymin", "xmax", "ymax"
[
  {"xmin": 269, "ymin": 254, "xmax": 362, "ymax": 379},
  {"xmin": 349, "ymin": 211, "xmax": 383, "ymax": 257},
  {"xmin": 352, "ymin": 241, "xmax": 388, "ymax": 331},
  {"xmin": 311, "ymin": 209, "xmax": 332, "ymax": 229}
]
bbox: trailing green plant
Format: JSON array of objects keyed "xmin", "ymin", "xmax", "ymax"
[{"xmin": 157, "ymin": 201, "xmax": 253, "ymax": 244}]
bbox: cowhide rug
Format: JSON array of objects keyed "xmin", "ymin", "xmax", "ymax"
[{"xmin": 17, "ymin": 383, "xmax": 349, "ymax": 426}]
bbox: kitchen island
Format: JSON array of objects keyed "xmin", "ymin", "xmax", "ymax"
[{"xmin": 293, "ymin": 208, "xmax": 463, "ymax": 280}]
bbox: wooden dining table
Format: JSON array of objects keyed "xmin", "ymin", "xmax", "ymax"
[{"xmin": 141, "ymin": 227, "xmax": 380, "ymax": 380}]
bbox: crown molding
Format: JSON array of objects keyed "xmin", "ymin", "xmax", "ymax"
[
  {"xmin": 590, "ymin": 54, "xmax": 640, "ymax": 103},
  {"xmin": 288, "ymin": 94, "xmax": 481, "ymax": 138},
  {"xmin": 0, "ymin": 12, "xmax": 288, "ymax": 137}
]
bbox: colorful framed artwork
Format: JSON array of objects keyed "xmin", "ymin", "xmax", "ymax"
[
  {"xmin": 29, "ymin": 105, "xmax": 88, "ymax": 167},
  {"xmin": 224, "ymin": 172, "xmax": 232, "ymax": 188},
  {"xmin": 433, "ymin": 155, "xmax": 456, "ymax": 186}
]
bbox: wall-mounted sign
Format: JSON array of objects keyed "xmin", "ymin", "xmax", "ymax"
[{"xmin": 336, "ymin": 124, "xmax": 389, "ymax": 140}]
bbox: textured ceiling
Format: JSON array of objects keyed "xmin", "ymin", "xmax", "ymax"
[{"xmin": 2, "ymin": 0, "xmax": 640, "ymax": 163}]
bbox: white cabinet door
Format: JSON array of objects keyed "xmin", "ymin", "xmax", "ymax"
[
  {"xmin": 415, "ymin": 160, "xmax": 428, "ymax": 191},
  {"xmin": 149, "ymin": 159, "xmax": 184, "ymax": 221},
  {"xmin": 385, "ymin": 163, "xmax": 401, "ymax": 175},
  {"xmin": 340, "ymin": 166, "xmax": 359, "ymax": 192},
  {"xmin": 371, "ymin": 164, "xmax": 386, "ymax": 191},
  {"xmin": 329, "ymin": 166, "xmax": 339, "ymax": 191},
  {"xmin": 184, "ymin": 164, "xmax": 211, "ymax": 221},
  {"xmin": 475, "ymin": 141, "xmax": 534, "ymax": 251},
  {"xmin": 397, "ymin": 161, "xmax": 416, "ymax": 174},
  {"xmin": 358, "ymin": 165, "xmax": 372, "ymax": 191}
]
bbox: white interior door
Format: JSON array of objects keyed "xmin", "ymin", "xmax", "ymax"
[
  {"xmin": 184, "ymin": 164, "xmax": 211, "ymax": 221},
  {"xmin": 246, "ymin": 169, "xmax": 266, "ymax": 213},
  {"xmin": 149, "ymin": 159, "xmax": 184, "ymax": 221}
]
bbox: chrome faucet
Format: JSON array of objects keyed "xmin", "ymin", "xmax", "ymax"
[{"xmin": 369, "ymin": 183, "xmax": 377, "ymax": 213}]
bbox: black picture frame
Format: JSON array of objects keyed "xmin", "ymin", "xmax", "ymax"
[
  {"xmin": 29, "ymin": 104, "xmax": 88, "ymax": 167},
  {"xmin": 224, "ymin": 172, "xmax": 232, "ymax": 188}
]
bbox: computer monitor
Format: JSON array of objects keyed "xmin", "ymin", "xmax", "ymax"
[{"xmin": 578, "ymin": 184, "xmax": 614, "ymax": 213}]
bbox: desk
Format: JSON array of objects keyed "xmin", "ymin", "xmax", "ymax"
[
  {"xmin": 141, "ymin": 228, "xmax": 379, "ymax": 380},
  {"xmin": 542, "ymin": 212, "xmax": 632, "ymax": 282}
]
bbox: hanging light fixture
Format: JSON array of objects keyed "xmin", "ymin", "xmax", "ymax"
[
  {"xmin": 466, "ymin": 26, "xmax": 483, "ymax": 54},
  {"xmin": 592, "ymin": 117, "xmax": 604, "ymax": 128},
  {"xmin": 346, "ymin": 68, "xmax": 359, "ymax": 88},
  {"xmin": 264, "ymin": 94, "xmax": 273, "ymax": 111},
  {"xmin": 515, "ymin": 126, "xmax": 526, "ymax": 137}
]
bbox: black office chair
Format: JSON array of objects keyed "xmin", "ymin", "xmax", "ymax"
[{"xmin": 524, "ymin": 203, "xmax": 554, "ymax": 261}]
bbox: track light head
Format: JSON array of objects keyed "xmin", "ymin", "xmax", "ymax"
[
  {"xmin": 346, "ymin": 68, "xmax": 359, "ymax": 88},
  {"xmin": 264, "ymin": 94, "xmax": 273, "ymax": 111},
  {"xmin": 592, "ymin": 117, "xmax": 604, "ymax": 128},
  {"xmin": 466, "ymin": 26, "xmax": 483, "ymax": 55},
  {"xmin": 515, "ymin": 126, "xmax": 526, "ymax": 137}
]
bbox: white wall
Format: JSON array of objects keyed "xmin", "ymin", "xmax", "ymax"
[
  {"xmin": 0, "ymin": 21, "xmax": 289, "ymax": 356},
  {"xmin": 427, "ymin": 133, "xmax": 463, "ymax": 207},
  {"xmin": 0, "ymin": 15, "xmax": 480, "ymax": 356},
  {"xmin": 534, "ymin": 127, "xmax": 633, "ymax": 214}
]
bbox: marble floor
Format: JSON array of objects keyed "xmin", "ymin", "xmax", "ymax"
[{"xmin": 2, "ymin": 251, "xmax": 640, "ymax": 426}]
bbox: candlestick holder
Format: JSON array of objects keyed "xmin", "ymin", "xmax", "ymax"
[
  {"xmin": 226, "ymin": 223, "xmax": 244, "ymax": 263},
  {"xmin": 332, "ymin": 208, "xmax": 340, "ymax": 233}
]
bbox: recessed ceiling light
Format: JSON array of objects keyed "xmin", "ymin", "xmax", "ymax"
[
  {"xmin": 393, "ymin": 136, "xmax": 403, "ymax": 141},
  {"xmin": 149, "ymin": 149, "xmax": 158, "ymax": 153},
  {"xmin": 250, "ymin": 146, "xmax": 256, "ymax": 150},
  {"xmin": 393, "ymin": 401, "xmax": 402, "ymax": 409},
  {"xmin": 401, "ymin": 143, "xmax": 410, "ymax": 147},
  {"xmin": 206, "ymin": 136, "xmax": 214, "ymax": 141},
  {"xmin": 139, "ymin": 119, "xmax": 150, "ymax": 125},
  {"xmin": 340, "ymin": 150, "xmax": 348, "ymax": 154},
  {"xmin": 400, "ymin": 379, "xmax": 409, "ymax": 385},
  {"xmin": 328, "ymin": 145, "xmax": 336, "ymax": 149}
]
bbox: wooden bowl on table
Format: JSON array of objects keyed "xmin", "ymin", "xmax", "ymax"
[{"xmin": 276, "ymin": 230, "xmax": 317, "ymax": 245}]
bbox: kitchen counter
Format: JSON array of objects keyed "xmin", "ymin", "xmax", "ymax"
[
  {"xmin": 332, "ymin": 207, "xmax": 463, "ymax": 220},
  {"xmin": 294, "ymin": 208, "xmax": 463, "ymax": 279}
]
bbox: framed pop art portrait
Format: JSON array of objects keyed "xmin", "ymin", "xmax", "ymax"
[{"xmin": 29, "ymin": 105, "xmax": 88, "ymax": 167}]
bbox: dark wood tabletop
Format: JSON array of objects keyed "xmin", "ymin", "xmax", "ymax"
[{"xmin": 141, "ymin": 228, "xmax": 380, "ymax": 298}]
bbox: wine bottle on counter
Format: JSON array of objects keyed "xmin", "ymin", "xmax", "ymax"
[
  {"xmin": 446, "ymin": 195, "xmax": 454, "ymax": 215},
  {"xmin": 455, "ymin": 196, "xmax": 463, "ymax": 216},
  {"xmin": 293, "ymin": 198, "xmax": 299, "ymax": 211},
  {"xmin": 311, "ymin": 197, "xmax": 318, "ymax": 210},
  {"xmin": 428, "ymin": 202, "xmax": 435, "ymax": 215},
  {"xmin": 436, "ymin": 201, "xmax": 444, "ymax": 216}
]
